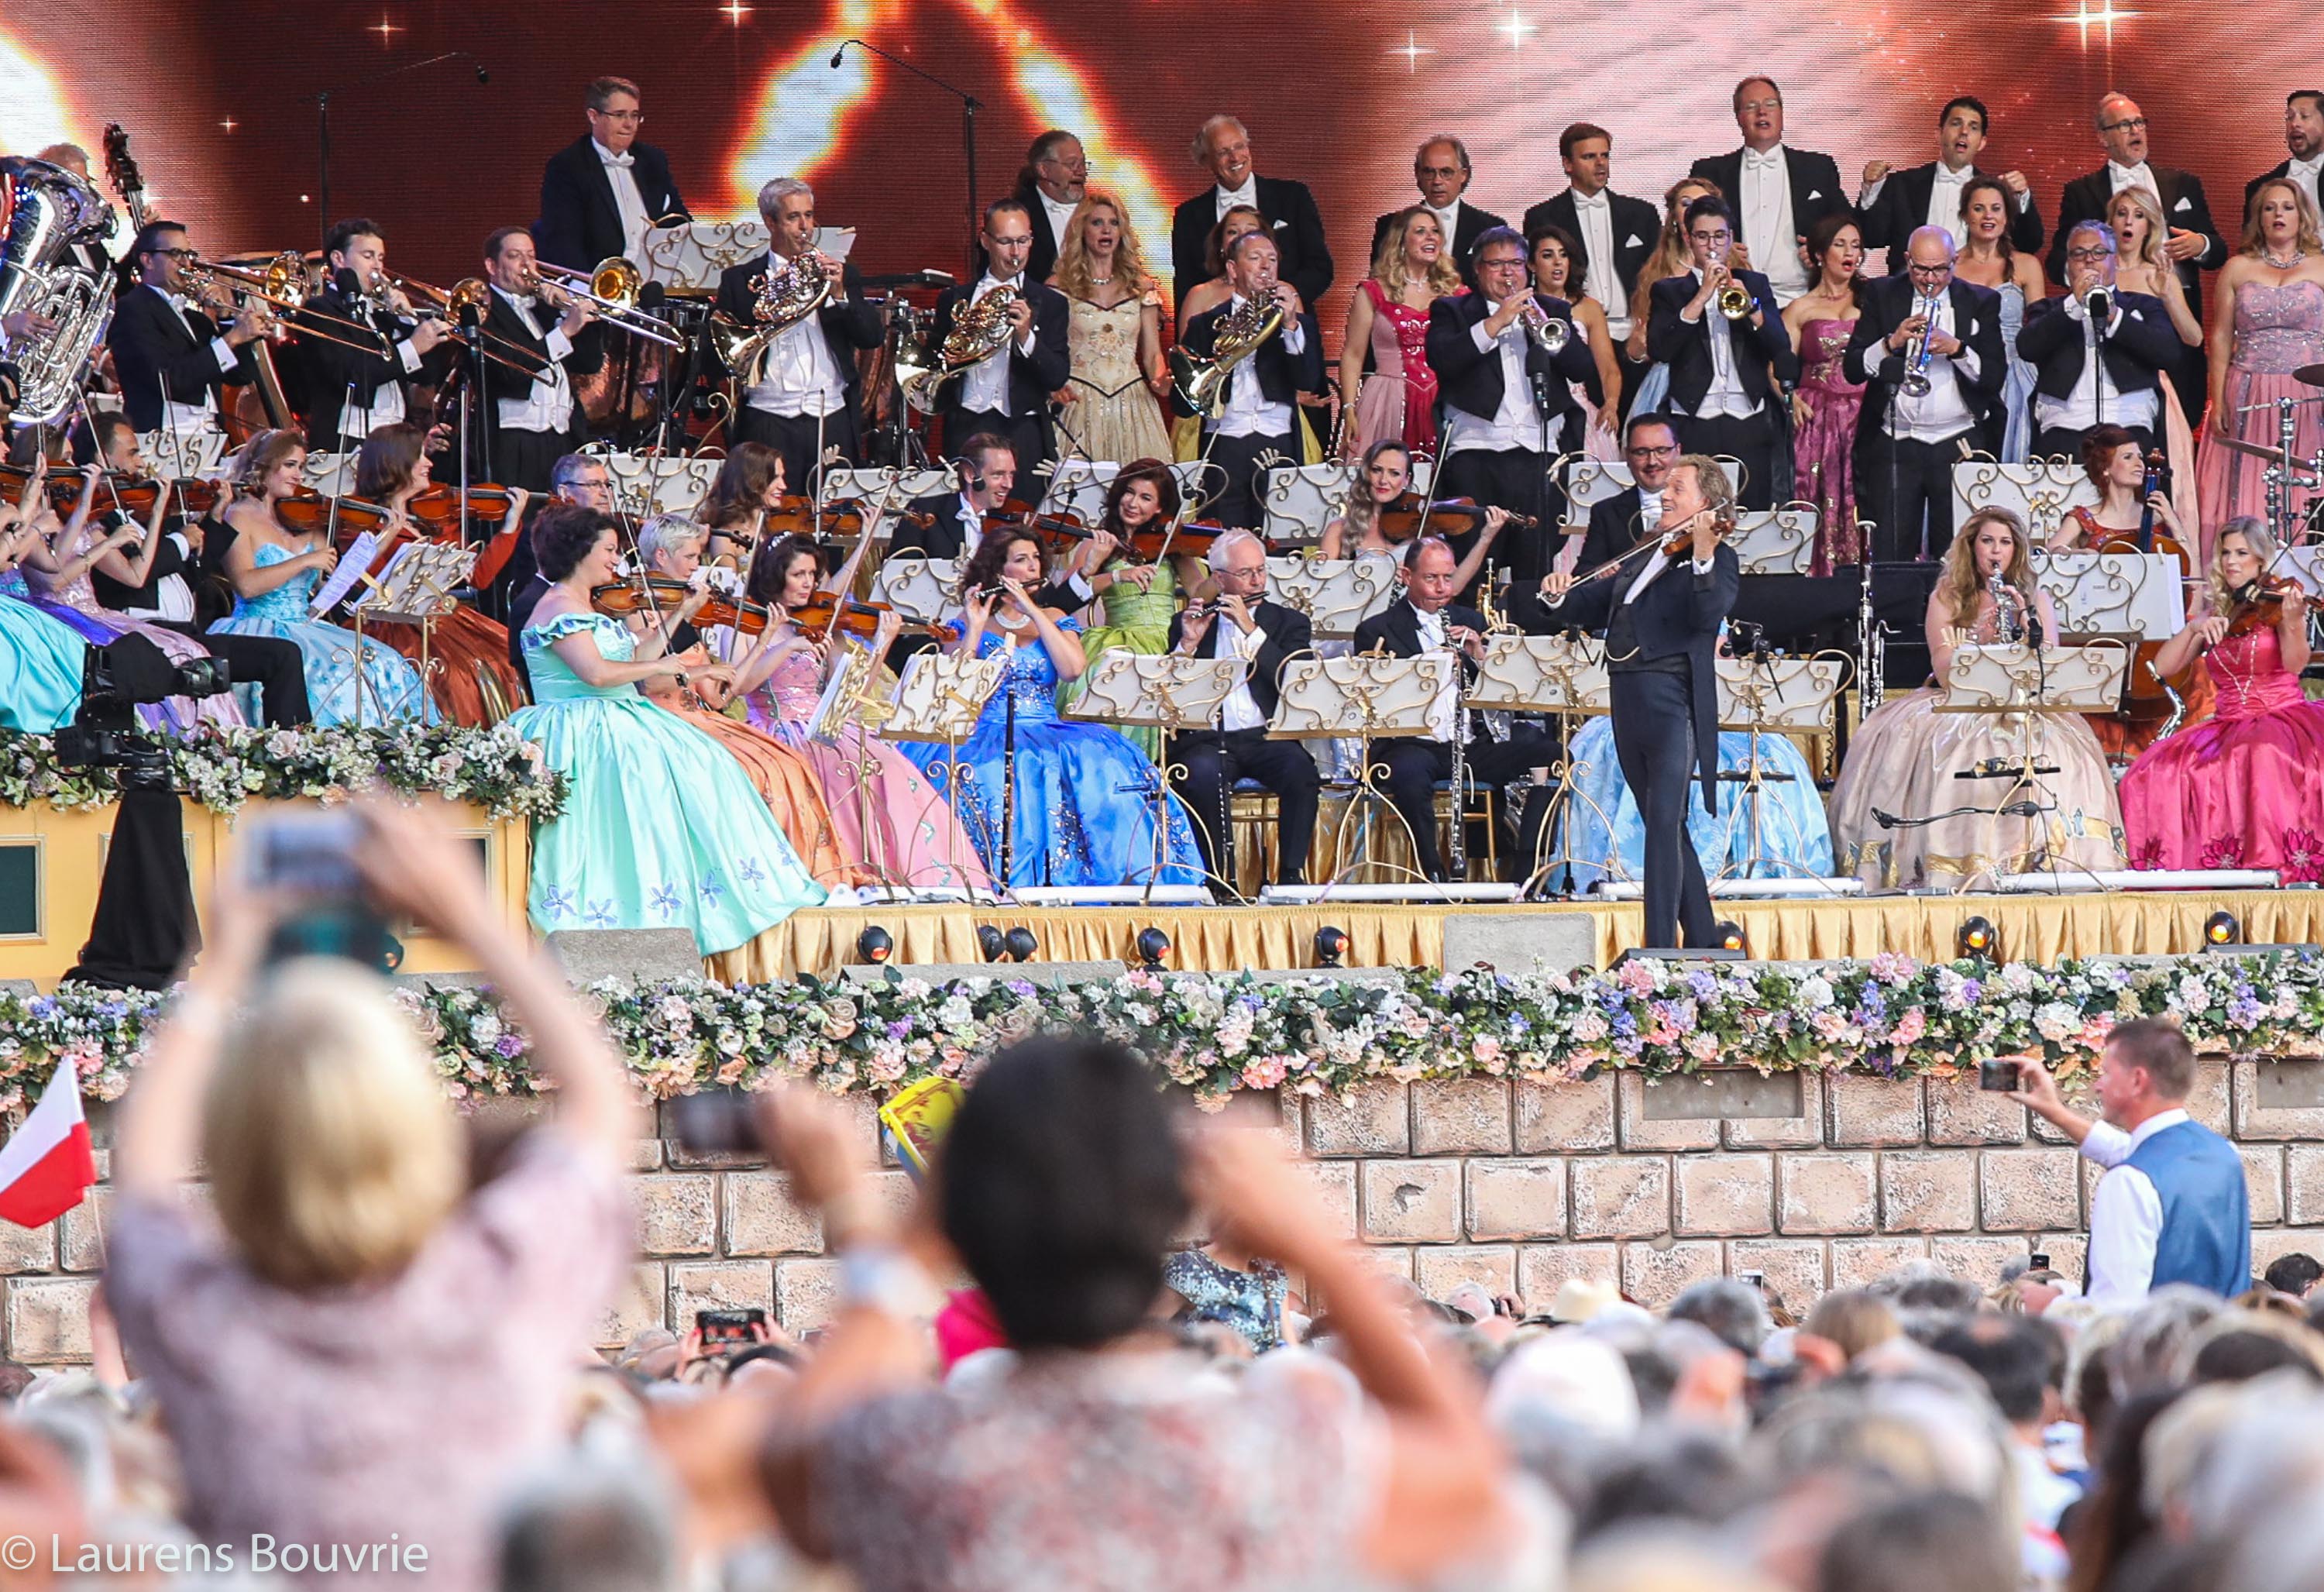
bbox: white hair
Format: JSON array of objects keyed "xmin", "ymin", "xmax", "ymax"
[
  {"xmin": 1205, "ymin": 528, "xmax": 1266, "ymax": 571},
  {"xmin": 1191, "ymin": 114, "xmax": 1248, "ymax": 165},
  {"xmin": 635, "ymin": 513, "xmax": 703, "ymax": 570},
  {"xmin": 757, "ymin": 176, "xmax": 813, "ymax": 223}
]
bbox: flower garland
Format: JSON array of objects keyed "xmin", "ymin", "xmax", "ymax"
[
  {"xmin": 2, "ymin": 951, "xmax": 2320, "ymax": 1112},
  {"xmin": 0, "ymin": 723, "xmax": 566, "ymax": 824}
]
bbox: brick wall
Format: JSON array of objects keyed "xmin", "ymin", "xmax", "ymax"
[{"xmin": 5, "ymin": 1064, "xmax": 2317, "ymax": 1360}]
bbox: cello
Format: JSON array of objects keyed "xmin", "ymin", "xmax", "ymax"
[{"xmin": 2090, "ymin": 449, "xmax": 2197, "ymax": 737}]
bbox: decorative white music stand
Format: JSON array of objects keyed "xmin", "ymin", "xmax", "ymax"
[
  {"xmin": 1067, "ymin": 652, "xmax": 1248, "ymax": 899},
  {"xmin": 638, "ymin": 219, "xmax": 771, "ymax": 294},
  {"xmin": 1558, "ymin": 456, "xmax": 1746, "ymax": 528},
  {"xmin": 1726, "ymin": 507, "xmax": 1820, "ymax": 575},
  {"xmin": 1715, "ymin": 652, "xmax": 1848, "ymax": 879},
  {"xmin": 599, "ymin": 452, "xmax": 722, "ymax": 517},
  {"xmin": 140, "ymin": 427, "xmax": 225, "ymax": 483},
  {"xmin": 1934, "ymin": 641, "xmax": 2128, "ymax": 892},
  {"xmin": 2030, "ymin": 549, "xmax": 2186, "ymax": 641},
  {"xmin": 1952, "ymin": 458, "xmax": 2099, "ymax": 542},
  {"xmin": 1264, "ymin": 553, "xmax": 1401, "ymax": 640},
  {"xmin": 1037, "ymin": 459, "xmax": 1217, "ymax": 522},
  {"xmin": 871, "ymin": 554, "xmax": 965, "ymax": 628},
  {"xmin": 1269, "ymin": 653, "xmax": 1451, "ymax": 889},
  {"xmin": 299, "ymin": 451, "xmax": 358, "ymax": 497},
  {"xmin": 885, "ymin": 650, "xmax": 1006, "ymax": 895},
  {"xmin": 343, "ymin": 542, "xmax": 475, "ymax": 727},
  {"xmin": 1258, "ymin": 459, "xmax": 1435, "ymax": 545}
]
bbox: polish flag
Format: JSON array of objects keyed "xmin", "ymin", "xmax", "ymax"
[{"xmin": 0, "ymin": 1064, "xmax": 97, "ymax": 1228}]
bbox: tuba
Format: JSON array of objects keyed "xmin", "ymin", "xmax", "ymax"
[
  {"xmin": 1169, "ymin": 289, "xmax": 1285, "ymax": 417},
  {"xmin": 0, "ymin": 156, "xmax": 119, "ymax": 425}
]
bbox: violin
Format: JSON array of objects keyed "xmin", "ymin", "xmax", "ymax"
[
  {"xmin": 2217, "ymin": 575, "xmax": 2305, "ymax": 647},
  {"xmin": 96, "ymin": 474, "xmax": 225, "ymax": 517},
  {"xmin": 1657, "ymin": 509, "xmax": 1734, "ymax": 557},
  {"xmin": 1373, "ymin": 493, "xmax": 1538, "ymax": 544},
  {"xmin": 761, "ymin": 493, "xmax": 869, "ymax": 542},
  {"xmin": 591, "ymin": 576, "xmax": 773, "ymax": 636},
  {"xmin": 789, "ymin": 592, "xmax": 902, "ymax": 641},
  {"xmin": 407, "ymin": 485, "xmax": 526, "ymax": 588},
  {"xmin": 1119, "ymin": 519, "xmax": 1232, "ymax": 561},
  {"xmin": 987, "ymin": 505, "xmax": 1096, "ymax": 552},
  {"xmin": 274, "ymin": 490, "xmax": 398, "ymax": 541}
]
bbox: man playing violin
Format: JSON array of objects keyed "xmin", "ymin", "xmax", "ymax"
[
  {"xmin": 299, "ymin": 218, "xmax": 450, "ymax": 452},
  {"xmin": 1354, "ymin": 537, "xmax": 1556, "ymax": 885},
  {"xmin": 1540, "ymin": 455, "xmax": 1741, "ymax": 949},
  {"xmin": 1166, "ymin": 528, "xmax": 1319, "ymax": 890},
  {"xmin": 506, "ymin": 452, "xmax": 615, "ymax": 679},
  {"xmin": 108, "ymin": 222, "xmax": 268, "ymax": 442},
  {"xmin": 475, "ymin": 226, "xmax": 602, "ymax": 494}
]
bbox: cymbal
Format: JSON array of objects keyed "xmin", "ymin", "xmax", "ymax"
[
  {"xmin": 2298, "ymin": 362, "xmax": 2324, "ymax": 387},
  {"xmin": 2216, "ymin": 432, "xmax": 2289, "ymax": 462}
]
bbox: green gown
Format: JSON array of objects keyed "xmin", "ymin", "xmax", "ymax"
[
  {"xmin": 1061, "ymin": 559, "xmax": 1177, "ymax": 759},
  {"xmin": 509, "ymin": 612, "xmax": 827, "ymax": 955}
]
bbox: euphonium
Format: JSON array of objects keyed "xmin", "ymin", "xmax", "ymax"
[
  {"xmin": 0, "ymin": 156, "xmax": 116, "ymax": 425},
  {"xmin": 1168, "ymin": 287, "xmax": 1285, "ymax": 416}
]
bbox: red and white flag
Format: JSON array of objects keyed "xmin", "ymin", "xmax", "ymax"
[{"xmin": 0, "ymin": 1064, "xmax": 96, "ymax": 1228}]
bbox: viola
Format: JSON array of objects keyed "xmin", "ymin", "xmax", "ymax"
[{"xmin": 1373, "ymin": 493, "xmax": 1539, "ymax": 543}]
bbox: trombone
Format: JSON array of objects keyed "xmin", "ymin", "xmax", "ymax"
[
  {"xmin": 527, "ymin": 256, "xmax": 683, "ymax": 348},
  {"xmin": 376, "ymin": 272, "xmax": 545, "ymax": 376},
  {"xmin": 186, "ymin": 252, "xmax": 387, "ymax": 357}
]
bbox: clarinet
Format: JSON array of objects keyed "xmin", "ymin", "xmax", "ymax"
[
  {"xmin": 1001, "ymin": 678, "xmax": 1017, "ymax": 887},
  {"xmin": 1858, "ymin": 552, "xmax": 1882, "ymax": 716},
  {"xmin": 1448, "ymin": 636, "xmax": 1469, "ymax": 880},
  {"xmin": 1988, "ymin": 569, "xmax": 2023, "ymax": 645}
]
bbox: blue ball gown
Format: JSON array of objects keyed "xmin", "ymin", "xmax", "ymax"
[
  {"xmin": 208, "ymin": 542, "xmax": 436, "ymax": 726},
  {"xmin": 0, "ymin": 591, "xmax": 87, "ymax": 732},
  {"xmin": 508, "ymin": 611, "xmax": 827, "ymax": 954},
  {"xmin": 1549, "ymin": 714, "xmax": 1834, "ymax": 889},
  {"xmin": 899, "ymin": 617, "xmax": 1205, "ymax": 889}
]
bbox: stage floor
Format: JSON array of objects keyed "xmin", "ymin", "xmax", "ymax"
[{"xmin": 706, "ymin": 885, "xmax": 2324, "ymax": 982}]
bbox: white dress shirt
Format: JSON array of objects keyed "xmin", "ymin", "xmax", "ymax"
[
  {"xmin": 746, "ymin": 251, "xmax": 847, "ymax": 418},
  {"xmin": 491, "ymin": 285, "xmax": 578, "ymax": 435},
  {"xmin": 339, "ymin": 303, "xmax": 425, "ymax": 437},
  {"xmin": 2075, "ymin": 1107, "xmax": 2189, "ymax": 1308},
  {"xmin": 2107, "ymin": 160, "xmax": 2161, "ymax": 205},
  {"xmin": 2288, "ymin": 155, "xmax": 2324, "ymax": 224},
  {"xmin": 1889, "ymin": 291, "xmax": 1982, "ymax": 442},
  {"xmin": 1739, "ymin": 146, "xmax": 1808, "ymax": 302},
  {"xmin": 595, "ymin": 139, "xmax": 653, "ymax": 264},
  {"xmin": 1442, "ymin": 299, "xmax": 1550, "ymax": 457},
  {"xmin": 1677, "ymin": 269, "xmax": 1761, "ymax": 419},
  {"xmin": 1624, "ymin": 547, "xmax": 1717, "ymax": 604},
  {"xmin": 1214, "ymin": 614, "xmax": 1271, "ymax": 732},
  {"xmin": 1408, "ymin": 600, "xmax": 1458, "ymax": 740},
  {"xmin": 113, "ymin": 528, "xmax": 195, "ymax": 623},
  {"xmin": 1039, "ymin": 190, "xmax": 1080, "ymax": 256},
  {"xmin": 150, "ymin": 284, "xmax": 239, "ymax": 435},
  {"xmin": 1211, "ymin": 293, "xmax": 1305, "ymax": 439},
  {"xmin": 2033, "ymin": 290, "xmax": 2158, "ymax": 436},
  {"xmin": 1569, "ymin": 189, "xmax": 1629, "ymax": 335},
  {"xmin": 1924, "ymin": 163, "xmax": 1974, "ymax": 247},
  {"xmin": 1215, "ymin": 177, "xmax": 1259, "ymax": 219},
  {"xmin": 957, "ymin": 274, "xmax": 1037, "ymax": 416}
]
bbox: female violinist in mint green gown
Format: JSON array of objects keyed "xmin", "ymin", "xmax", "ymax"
[{"xmin": 506, "ymin": 508, "xmax": 826, "ymax": 955}]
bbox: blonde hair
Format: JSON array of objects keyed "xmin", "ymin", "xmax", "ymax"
[
  {"xmin": 2242, "ymin": 177, "xmax": 2324, "ymax": 258},
  {"xmin": 2105, "ymin": 186, "xmax": 2172, "ymax": 273},
  {"xmin": 1633, "ymin": 177, "xmax": 1724, "ymax": 327},
  {"xmin": 2208, "ymin": 514, "xmax": 2280, "ymax": 618},
  {"xmin": 1052, "ymin": 185, "xmax": 1153, "ymax": 301},
  {"xmin": 202, "ymin": 959, "xmax": 464, "ymax": 1291},
  {"xmin": 1938, "ymin": 507, "xmax": 2034, "ymax": 621},
  {"xmin": 1672, "ymin": 454, "xmax": 1734, "ymax": 524},
  {"xmin": 1804, "ymin": 1288, "xmax": 1901, "ymax": 1360},
  {"xmin": 1370, "ymin": 208, "xmax": 1462, "ymax": 298}
]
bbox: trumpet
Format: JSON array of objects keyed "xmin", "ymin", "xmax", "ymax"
[
  {"xmin": 1714, "ymin": 280, "xmax": 1757, "ymax": 321},
  {"xmin": 527, "ymin": 256, "xmax": 683, "ymax": 348},
  {"xmin": 1899, "ymin": 293, "xmax": 1940, "ymax": 398},
  {"xmin": 1518, "ymin": 294, "xmax": 1571, "ymax": 355}
]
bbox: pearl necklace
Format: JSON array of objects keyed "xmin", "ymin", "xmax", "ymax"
[{"xmin": 2267, "ymin": 248, "xmax": 2308, "ymax": 270}]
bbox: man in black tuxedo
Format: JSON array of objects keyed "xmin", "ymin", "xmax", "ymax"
[
  {"xmin": 2048, "ymin": 94, "xmax": 2225, "ymax": 306},
  {"xmin": 1174, "ymin": 231, "xmax": 1323, "ymax": 531},
  {"xmin": 890, "ymin": 438, "xmax": 1102, "ymax": 615},
  {"xmin": 1169, "ymin": 115, "xmax": 1332, "ymax": 317},
  {"xmin": 1425, "ymin": 228, "xmax": 1599, "ymax": 581},
  {"xmin": 107, "ymin": 222, "xmax": 266, "ymax": 437},
  {"xmin": 992, "ymin": 129, "xmax": 1085, "ymax": 287},
  {"xmin": 1525, "ymin": 124, "xmax": 1662, "ymax": 420},
  {"xmin": 1539, "ymin": 456, "xmax": 1740, "ymax": 949},
  {"xmin": 1353, "ymin": 538, "xmax": 1555, "ymax": 885},
  {"xmin": 932, "ymin": 199, "xmax": 1070, "ymax": 473},
  {"xmin": 1647, "ymin": 196, "xmax": 1798, "ymax": 511},
  {"xmin": 1567, "ymin": 414, "xmax": 1682, "ymax": 576},
  {"xmin": 2020, "ymin": 223, "xmax": 2181, "ymax": 460},
  {"xmin": 713, "ymin": 177, "xmax": 883, "ymax": 496},
  {"xmin": 2247, "ymin": 90, "xmax": 2324, "ymax": 232},
  {"xmin": 1690, "ymin": 77, "xmax": 1851, "ymax": 308},
  {"xmin": 1857, "ymin": 97, "xmax": 2043, "ymax": 266},
  {"xmin": 1164, "ymin": 528, "xmax": 1318, "ymax": 889},
  {"xmin": 473, "ymin": 226, "xmax": 603, "ymax": 493},
  {"xmin": 1370, "ymin": 136, "xmax": 1507, "ymax": 291},
  {"xmin": 297, "ymin": 218, "xmax": 449, "ymax": 452},
  {"xmin": 1843, "ymin": 228, "xmax": 2006, "ymax": 564},
  {"xmin": 532, "ymin": 76, "xmax": 689, "ymax": 273},
  {"xmin": 506, "ymin": 453, "xmax": 611, "ymax": 685}
]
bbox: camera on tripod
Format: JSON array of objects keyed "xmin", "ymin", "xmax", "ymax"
[{"xmin": 52, "ymin": 637, "xmax": 230, "ymax": 782}]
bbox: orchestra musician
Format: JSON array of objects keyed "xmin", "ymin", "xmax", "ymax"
[
  {"xmin": 506, "ymin": 452, "xmax": 615, "ymax": 681},
  {"xmin": 1689, "ymin": 77, "xmax": 1851, "ymax": 309},
  {"xmin": 1857, "ymin": 97, "xmax": 2043, "ymax": 265},
  {"xmin": 2048, "ymin": 95, "xmax": 2226, "ymax": 318},
  {"xmin": 1165, "ymin": 528, "xmax": 1320, "ymax": 889},
  {"xmin": 1007, "ymin": 129, "xmax": 1087, "ymax": 286},
  {"xmin": 1841, "ymin": 226, "xmax": 2006, "ymax": 565},
  {"xmin": 1538, "ymin": 456, "xmax": 1741, "ymax": 949},
  {"xmin": 1169, "ymin": 115, "xmax": 1332, "ymax": 318},
  {"xmin": 700, "ymin": 442, "xmax": 788, "ymax": 571},
  {"xmin": 297, "ymin": 218, "xmax": 449, "ymax": 452},
  {"xmin": 1565, "ymin": 414, "xmax": 1681, "ymax": 575},
  {"xmin": 1647, "ymin": 196, "xmax": 1798, "ymax": 511},
  {"xmin": 895, "ymin": 436, "xmax": 1016, "ymax": 562},
  {"xmin": 474, "ymin": 226, "xmax": 603, "ymax": 493},
  {"xmin": 1174, "ymin": 230, "xmax": 1323, "ymax": 531},
  {"xmin": 107, "ymin": 222, "xmax": 266, "ymax": 442},
  {"xmin": 2018, "ymin": 222, "xmax": 2182, "ymax": 460},
  {"xmin": 932, "ymin": 198, "xmax": 1071, "ymax": 472},
  {"xmin": 714, "ymin": 177, "xmax": 882, "ymax": 496},
  {"xmin": 1369, "ymin": 136, "xmax": 1508, "ymax": 292},
  {"xmin": 1525, "ymin": 123, "xmax": 1662, "ymax": 418},
  {"xmin": 532, "ymin": 75, "xmax": 690, "ymax": 273},
  {"xmin": 1354, "ymin": 537, "xmax": 1556, "ymax": 887},
  {"xmin": 1425, "ymin": 226, "xmax": 1597, "ymax": 580}
]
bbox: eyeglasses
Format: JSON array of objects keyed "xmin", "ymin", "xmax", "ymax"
[
  {"xmin": 1627, "ymin": 443, "xmax": 1676, "ymax": 459},
  {"xmin": 1477, "ymin": 256, "xmax": 1527, "ymax": 271},
  {"xmin": 594, "ymin": 108, "xmax": 645, "ymax": 123},
  {"xmin": 2065, "ymin": 246, "xmax": 2114, "ymax": 263},
  {"xmin": 1417, "ymin": 164, "xmax": 1463, "ymax": 180},
  {"xmin": 1906, "ymin": 262, "xmax": 1954, "ymax": 277},
  {"xmin": 1739, "ymin": 98, "xmax": 1783, "ymax": 115},
  {"xmin": 1690, "ymin": 230, "xmax": 1732, "ymax": 246},
  {"xmin": 152, "ymin": 248, "xmax": 198, "ymax": 260},
  {"xmin": 2101, "ymin": 115, "xmax": 2147, "ymax": 133}
]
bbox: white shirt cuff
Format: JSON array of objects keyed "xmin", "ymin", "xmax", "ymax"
[
  {"xmin": 2078, "ymin": 1119, "xmax": 2133, "ymax": 1169},
  {"xmin": 395, "ymin": 339, "xmax": 422, "ymax": 374},
  {"xmin": 1232, "ymin": 621, "xmax": 1267, "ymax": 658},
  {"xmin": 1690, "ymin": 555, "xmax": 1714, "ymax": 575},
  {"xmin": 167, "ymin": 531, "xmax": 191, "ymax": 555},
  {"xmin": 545, "ymin": 327, "xmax": 575, "ymax": 363},
  {"xmin": 1064, "ymin": 571, "xmax": 1094, "ymax": 603},
  {"xmin": 1471, "ymin": 321, "xmax": 1498, "ymax": 354},
  {"xmin": 1951, "ymin": 346, "xmax": 1982, "ymax": 381},
  {"xmin": 210, "ymin": 337, "xmax": 238, "ymax": 373},
  {"xmin": 1281, "ymin": 321, "xmax": 1307, "ymax": 356},
  {"xmin": 1860, "ymin": 176, "xmax": 1889, "ymax": 208},
  {"xmin": 2015, "ymin": 190, "xmax": 2033, "ymax": 213},
  {"xmin": 1015, "ymin": 331, "xmax": 1037, "ymax": 357}
]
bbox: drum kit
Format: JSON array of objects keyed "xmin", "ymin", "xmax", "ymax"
[{"xmin": 2220, "ymin": 364, "xmax": 2324, "ymax": 543}]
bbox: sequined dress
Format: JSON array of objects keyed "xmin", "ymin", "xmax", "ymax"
[
  {"xmin": 1064, "ymin": 292, "xmax": 1173, "ymax": 464},
  {"xmin": 1792, "ymin": 315, "xmax": 1865, "ymax": 572},
  {"xmin": 896, "ymin": 617, "xmax": 1204, "ymax": 889},
  {"xmin": 208, "ymin": 542, "xmax": 434, "ymax": 726},
  {"xmin": 1348, "ymin": 279, "xmax": 1440, "ymax": 456},
  {"xmin": 2195, "ymin": 281, "xmax": 2324, "ymax": 529}
]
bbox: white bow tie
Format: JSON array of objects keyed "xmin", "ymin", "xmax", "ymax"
[
  {"xmin": 601, "ymin": 150, "xmax": 635, "ymax": 170},
  {"xmin": 1573, "ymin": 190, "xmax": 1609, "ymax": 211},
  {"xmin": 2295, "ymin": 156, "xmax": 2324, "ymax": 177},
  {"xmin": 2109, "ymin": 161, "xmax": 2152, "ymax": 186},
  {"xmin": 1744, "ymin": 148, "xmax": 1783, "ymax": 171}
]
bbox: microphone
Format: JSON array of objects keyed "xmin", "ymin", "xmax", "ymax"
[
  {"xmin": 830, "ymin": 45, "xmax": 847, "ymax": 67},
  {"xmin": 637, "ymin": 281, "xmax": 666, "ymax": 312},
  {"xmin": 474, "ymin": 62, "xmax": 490, "ymax": 84},
  {"xmin": 333, "ymin": 266, "xmax": 362, "ymax": 298}
]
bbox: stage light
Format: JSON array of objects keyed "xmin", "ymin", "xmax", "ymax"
[
  {"xmin": 1314, "ymin": 926, "xmax": 1348, "ymax": 968},
  {"xmin": 1958, "ymin": 916, "xmax": 1997, "ymax": 961},
  {"xmin": 1716, "ymin": 920, "xmax": 1748, "ymax": 954},
  {"xmin": 2205, "ymin": 911, "xmax": 2241, "ymax": 947},
  {"xmin": 976, "ymin": 924, "xmax": 1006, "ymax": 962},
  {"xmin": 1136, "ymin": 927, "xmax": 1171, "ymax": 969},
  {"xmin": 856, "ymin": 926, "xmax": 892, "ymax": 964},
  {"xmin": 1002, "ymin": 926, "xmax": 1038, "ymax": 963}
]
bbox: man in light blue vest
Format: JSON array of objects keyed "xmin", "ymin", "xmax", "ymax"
[{"xmin": 2011, "ymin": 1019, "xmax": 2250, "ymax": 1308}]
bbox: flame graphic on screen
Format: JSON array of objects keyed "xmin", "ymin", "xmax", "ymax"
[
  {"xmin": 0, "ymin": 30, "xmax": 87, "ymax": 160},
  {"xmin": 725, "ymin": 0, "xmax": 1169, "ymax": 256}
]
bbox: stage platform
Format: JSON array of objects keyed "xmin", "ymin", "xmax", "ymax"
[{"xmin": 707, "ymin": 885, "xmax": 2324, "ymax": 982}]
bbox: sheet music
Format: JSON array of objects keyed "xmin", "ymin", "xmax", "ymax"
[{"xmin": 308, "ymin": 531, "xmax": 381, "ymax": 617}]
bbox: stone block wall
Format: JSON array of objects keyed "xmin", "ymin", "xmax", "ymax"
[{"xmin": 5, "ymin": 1062, "xmax": 2314, "ymax": 1360}]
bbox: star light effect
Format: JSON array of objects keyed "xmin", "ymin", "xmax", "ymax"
[
  {"xmin": 370, "ymin": 15, "xmax": 402, "ymax": 44},
  {"xmin": 220, "ymin": 118, "xmax": 238, "ymax": 133},
  {"xmin": 1499, "ymin": 12, "xmax": 1536, "ymax": 50},
  {"xmin": 719, "ymin": 1, "xmax": 751, "ymax": 21},
  {"xmin": 1388, "ymin": 30, "xmax": 1432, "ymax": 71},
  {"xmin": 2053, "ymin": 0, "xmax": 2137, "ymax": 46}
]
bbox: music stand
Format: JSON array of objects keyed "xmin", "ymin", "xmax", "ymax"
[
  {"xmin": 1268, "ymin": 652, "xmax": 1450, "ymax": 889},
  {"xmin": 343, "ymin": 541, "xmax": 474, "ymax": 727},
  {"xmin": 2030, "ymin": 550, "xmax": 2185, "ymax": 642},
  {"xmin": 1724, "ymin": 507, "xmax": 1819, "ymax": 576},
  {"xmin": 1464, "ymin": 633, "xmax": 1619, "ymax": 896},
  {"xmin": 1265, "ymin": 553, "xmax": 1401, "ymax": 641},
  {"xmin": 1715, "ymin": 650, "xmax": 1848, "ymax": 879},
  {"xmin": 1064, "ymin": 650, "xmax": 1246, "ymax": 901},
  {"xmin": 886, "ymin": 650, "xmax": 1006, "ymax": 898},
  {"xmin": 1935, "ymin": 641, "xmax": 2127, "ymax": 892}
]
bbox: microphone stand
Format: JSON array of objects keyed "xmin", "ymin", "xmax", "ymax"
[
  {"xmin": 304, "ymin": 52, "xmax": 488, "ymax": 251},
  {"xmin": 831, "ymin": 39, "xmax": 981, "ymax": 283}
]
